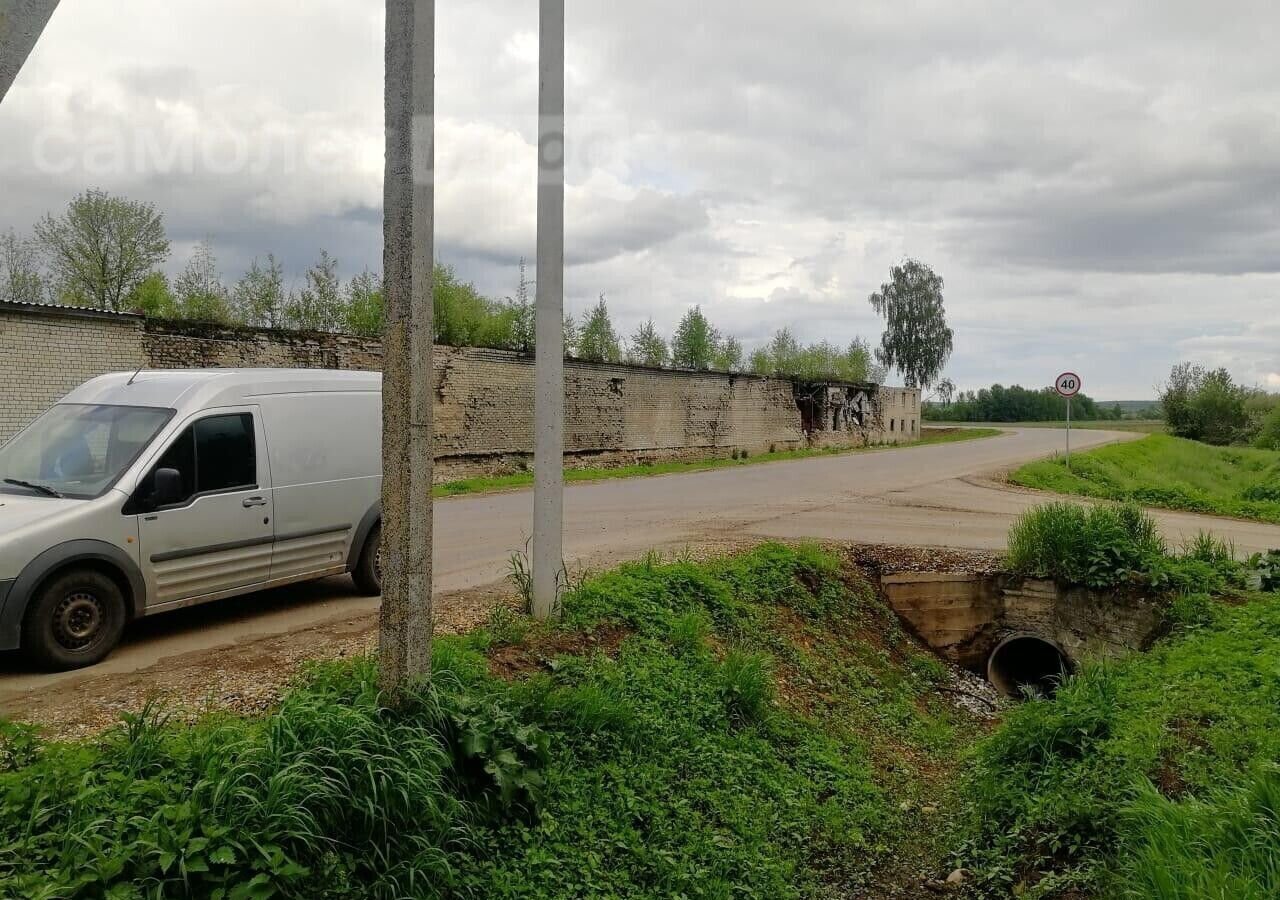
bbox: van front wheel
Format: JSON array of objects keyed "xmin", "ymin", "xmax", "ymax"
[
  {"xmin": 21, "ymin": 569, "xmax": 126, "ymax": 670},
  {"xmin": 352, "ymin": 524, "xmax": 382, "ymax": 596}
]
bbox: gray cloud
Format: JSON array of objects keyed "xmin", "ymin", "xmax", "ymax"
[{"xmin": 0, "ymin": 0, "xmax": 1277, "ymax": 397}]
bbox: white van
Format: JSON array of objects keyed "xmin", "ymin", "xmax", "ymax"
[{"xmin": 0, "ymin": 369, "xmax": 384, "ymax": 670}]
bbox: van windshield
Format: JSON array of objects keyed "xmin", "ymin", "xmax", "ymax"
[{"xmin": 0, "ymin": 404, "xmax": 174, "ymax": 500}]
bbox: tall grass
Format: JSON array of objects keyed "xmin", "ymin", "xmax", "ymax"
[
  {"xmin": 1007, "ymin": 501, "xmax": 1247, "ymax": 593},
  {"xmin": 0, "ymin": 658, "xmax": 542, "ymax": 899},
  {"xmin": 1119, "ymin": 768, "xmax": 1280, "ymax": 899},
  {"xmin": 1007, "ymin": 502, "xmax": 1165, "ymax": 588}
]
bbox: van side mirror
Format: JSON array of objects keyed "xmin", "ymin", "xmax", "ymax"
[{"xmin": 154, "ymin": 468, "xmax": 184, "ymax": 506}]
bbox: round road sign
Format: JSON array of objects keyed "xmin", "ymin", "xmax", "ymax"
[{"xmin": 1055, "ymin": 372, "xmax": 1082, "ymax": 398}]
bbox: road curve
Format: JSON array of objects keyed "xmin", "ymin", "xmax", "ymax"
[{"xmin": 5, "ymin": 426, "xmax": 1280, "ymax": 699}]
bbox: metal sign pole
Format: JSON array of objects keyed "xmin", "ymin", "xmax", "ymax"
[
  {"xmin": 1066, "ymin": 396, "xmax": 1071, "ymax": 472},
  {"xmin": 1055, "ymin": 372, "xmax": 1080, "ymax": 474}
]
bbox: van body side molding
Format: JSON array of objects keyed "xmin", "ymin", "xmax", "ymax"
[
  {"xmin": 149, "ymin": 526, "xmax": 352, "ymax": 564},
  {"xmin": 150, "ymin": 535, "xmax": 276, "ymax": 564}
]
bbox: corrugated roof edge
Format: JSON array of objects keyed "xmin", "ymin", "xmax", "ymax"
[{"xmin": 0, "ymin": 298, "xmax": 143, "ymax": 321}]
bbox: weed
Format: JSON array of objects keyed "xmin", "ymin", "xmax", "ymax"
[
  {"xmin": 1182, "ymin": 531, "xmax": 1235, "ymax": 564},
  {"xmin": 507, "ymin": 538, "xmax": 534, "ymax": 611},
  {"xmin": 668, "ymin": 609, "xmax": 711, "ymax": 654},
  {"xmin": 0, "ymin": 721, "xmax": 39, "ymax": 772},
  {"xmin": 1241, "ymin": 480, "xmax": 1280, "ymax": 503},
  {"xmin": 718, "ymin": 650, "xmax": 774, "ymax": 724},
  {"xmin": 1006, "ymin": 502, "xmax": 1250, "ymax": 596},
  {"xmin": 1118, "ymin": 767, "xmax": 1280, "ymax": 899},
  {"xmin": 1165, "ymin": 592, "xmax": 1221, "ymax": 631},
  {"xmin": 1247, "ymin": 549, "xmax": 1280, "ymax": 592},
  {"xmin": 486, "ymin": 605, "xmax": 531, "ymax": 647}
]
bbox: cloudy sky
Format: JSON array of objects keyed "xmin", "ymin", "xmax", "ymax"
[{"xmin": 3, "ymin": 1, "xmax": 1278, "ymax": 399}]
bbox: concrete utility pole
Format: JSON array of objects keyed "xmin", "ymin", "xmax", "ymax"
[
  {"xmin": 379, "ymin": 0, "xmax": 434, "ymax": 692},
  {"xmin": 0, "ymin": 0, "xmax": 60, "ymax": 105},
  {"xmin": 532, "ymin": 0, "xmax": 565, "ymax": 619}
]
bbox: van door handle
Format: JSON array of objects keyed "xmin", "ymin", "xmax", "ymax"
[{"xmin": 242, "ymin": 497, "xmax": 268, "ymax": 508}]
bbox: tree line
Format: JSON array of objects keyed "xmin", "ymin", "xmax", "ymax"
[
  {"xmin": 925, "ymin": 383, "xmax": 1123, "ymax": 422},
  {"xmin": 2, "ymin": 189, "xmax": 958, "ymax": 387}
]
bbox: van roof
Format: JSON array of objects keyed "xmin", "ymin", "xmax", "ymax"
[{"xmin": 61, "ymin": 369, "xmax": 382, "ymax": 412}]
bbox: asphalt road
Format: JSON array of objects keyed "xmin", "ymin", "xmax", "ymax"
[{"xmin": 5, "ymin": 426, "xmax": 1280, "ymax": 698}]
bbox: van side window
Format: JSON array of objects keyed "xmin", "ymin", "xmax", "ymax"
[
  {"xmin": 134, "ymin": 413, "xmax": 256, "ymax": 510},
  {"xmin": 194, "ymin": 414, "xmax": 256, "ymax": 493}
]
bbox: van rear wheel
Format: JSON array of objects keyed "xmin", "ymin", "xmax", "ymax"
[
  {"xmin": 352, "ymin": 524, "xmax": 382, "ymax": 596},
  {"xmin": 21, "ymin": 569, "xmax": 126, "ymax": 671}
]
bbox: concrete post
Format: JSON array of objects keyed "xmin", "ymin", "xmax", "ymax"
[
  {"xmin": 532, "ymin": 0, "xmax": 565, "ymax": 619},
  {"xmin": 379, "ymin": 0, "xmax": 434, "ymax": 693},
  {"xmin": 0, "ymin": 0, "xmax": 61, "ymax": 105}
]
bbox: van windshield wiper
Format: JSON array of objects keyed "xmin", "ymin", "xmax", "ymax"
[{"xmin": 3, "ymin": 478, "xmax": 63, "ymax": 498}]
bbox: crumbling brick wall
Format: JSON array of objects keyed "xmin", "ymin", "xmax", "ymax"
[
  {"xmin": 0, "ymin": 303, "xmax": 919, "ymax": 480},
  {"xmin": 430, "ymin": 347, "xmax": 806, "ymax": 479}
]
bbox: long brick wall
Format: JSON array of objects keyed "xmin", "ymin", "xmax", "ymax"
[
  {"xmin": 0, "ymin": 301, "xmax": 920, "ymax": 481},
  {"xmin": 0, "ymin": 303, "xmax": 146, "ymax": 440}
]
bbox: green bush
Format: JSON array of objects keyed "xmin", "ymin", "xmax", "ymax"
[
  {"xmin": 1129, "ymin": 485, "xmax": 1216, "ymax": 513},
  {"xmin": 1250, "ymin": 403, "xmax": 1280, "ymax": 450},
  {"xmin": 1241, "ymin": 480, "xmax": 1280, "ymax": 503},
  {"xmin": 1160, "ymin": 363, "xmax": 1252, "ymax": 446}
]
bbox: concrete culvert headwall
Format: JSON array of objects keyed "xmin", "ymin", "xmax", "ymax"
[
  {"xmin": 986, "ymin": 634, "xmax": 1075, "ymax": 698},
  {"xmin": 863, "ymin": 550, "xmax": 1168, "ymax": 700}
]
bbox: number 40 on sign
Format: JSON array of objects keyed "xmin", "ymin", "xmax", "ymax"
[{"xmin": 1056, "ymin": 372, "xmax": 1081, "ymax": 469}]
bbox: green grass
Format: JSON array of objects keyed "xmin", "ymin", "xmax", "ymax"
[
  {"xmin": 434, "ymin": 428, "xmax": 1004, "ymax": 498},
  {"xmin": 957, "ymin": 592, "xmax": 1280, "ymax": 897},
  {"xmin": 1010, "ymin": 433, "xmax": 1280, "ymax": 524},
  {"xmin": 0, "ymin": 544, "xmax": 979, "ymax": 899}
]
